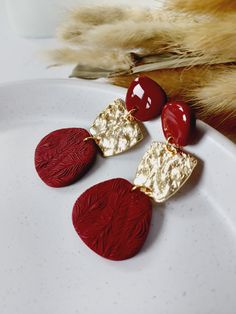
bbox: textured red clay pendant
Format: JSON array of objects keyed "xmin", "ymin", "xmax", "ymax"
[
  {"xmin": 34, "ymin": 99, "xmax": 144, "ymax": 187},
  {"xmin": 72, "ymin": 143, "xmax": 198, "ymax": 260},
  {"xmin": 35, "ymin": 128, "xmax": 97, "ymax": 187},
  {"xmin": 72, "ymin": 178, "xmax": 152, "ymax": 260}
]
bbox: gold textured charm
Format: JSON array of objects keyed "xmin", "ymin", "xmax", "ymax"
[
  {"xmin": 133, "ymin": 142, "xmax": 197, "ymax": 202},
  {"xmin": 90, "ymin": 99, "xmax": 143, "ymax": 157}
]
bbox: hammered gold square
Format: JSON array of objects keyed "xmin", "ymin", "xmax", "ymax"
[
  {"xmin": 89, "ymin": 99, "xmax": 143, "ymax": 157},
  {"xmin": 133, "ymin": 142, "xmax": 198, "ymax": 203}
]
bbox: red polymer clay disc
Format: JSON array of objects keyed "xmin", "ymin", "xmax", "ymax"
[
  {"xmin": 72, "ymin": 178, "xmax": 152, "ymax": 260},
  {"xmin": 35, "ymin": 128, "xmax": 97, "ymax": 187}
]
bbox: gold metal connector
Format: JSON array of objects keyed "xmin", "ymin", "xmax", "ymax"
[{"xmin": 83, "ymin": 136, "xmax": 100, "ymax": 145}]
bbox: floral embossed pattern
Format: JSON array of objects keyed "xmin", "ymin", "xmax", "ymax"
[
  {"xmin": 72, "ymin": 178, "xmax": 152, "ymax": 260},
  {"xmin": 35, "ymin": 128, "xmax": 97, "ymax": 187}
]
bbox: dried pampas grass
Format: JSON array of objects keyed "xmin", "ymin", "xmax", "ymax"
[
  {"xmin": 46, "ymin": 47, "xmax": 132, "ymax": 71},
  {"xmin": 180, "ymin": 13, "xmax": 236, "ymax": 63},
  {"xmin": 55, "ymin": 7, "xmax": 236, "ymax": 67},
  {"xmin": 57, "ymin": 9, "xmax": 187, "ymax": 52},
  {"xmin": 67, "ymin": 6, "xmax": 155, "ymax": 26},
  {"xmin": 57, "ymin": 6, "xmax": 163, "ymax": 43},
  {"xmin": 166, "ymin": 0, "xmax": 236, "ymax": 14},
  {"xmin": 45, "ymin": 2, "xmax": 236, "ymax": 141},
  {"xmin": 190, "ymin": 67, "xmax": 236, "ymax": 140}
]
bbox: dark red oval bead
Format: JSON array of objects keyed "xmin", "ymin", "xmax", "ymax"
[
  {"xmin": 161, "ymin": 101, "xmax": 195, "ymax": 146},
  {"xmin": 125, "ymin": 76, "xmax": 167, "ymax": 121}
]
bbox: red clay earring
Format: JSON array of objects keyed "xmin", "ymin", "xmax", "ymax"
[
  {"xmin": 161, "ymin": 100, "xmax": 196, "ymax": 146},
  {"xmin": 72, "ymin": 98, "xmax": 198, "ymax": 261},
  {"xmin": 34, "ymin": 77, "xmax": 166, "ymax": 188}
]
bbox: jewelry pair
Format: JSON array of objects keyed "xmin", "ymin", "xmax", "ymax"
[{"xmin": 35, "ymin": 76, "xmax": 198, "ymax": 261}]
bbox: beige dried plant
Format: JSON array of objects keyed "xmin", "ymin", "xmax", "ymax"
[
  {"xmin": 166, "ymin": 0, "xmax": 236, "ymax": 13},
  {"xmin": 53, "ymin": 6, "xmax": 236, "ymax": 69},
  {"xmin": 46, "ymin": 47, "xmax": 132, "ymax": 71},
  {"xmin": 46, "ymin": 2, "xmax": 236, "ymax": 140}
]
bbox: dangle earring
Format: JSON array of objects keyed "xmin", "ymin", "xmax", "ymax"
[
  {"xmin": 72, "ymin": 82, "xmax": 198, "ymax": 261},
  {"xmin": 34, "ymin": 77, "xmax": 167, "ymax": 187}
]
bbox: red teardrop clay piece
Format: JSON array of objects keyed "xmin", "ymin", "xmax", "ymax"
[
  {"xmin": 161, "ymin": 101, "xmax": 196, "ymax": 146},
  {"xmin": 72, "ymin": 178, "xmax": 152, "ymax": 261},
  {"xmin": 125, "ymin": 76, "xmax": 167, "ymax": 121},
  {"xmin": 35, "ymin": 128, "xmax": 97, "ymax": 187}
]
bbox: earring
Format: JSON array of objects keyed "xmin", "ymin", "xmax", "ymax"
[
  {"xmin": 72, "ymin": 86, "xmax": 198, "ymax": 261},
  {"xmin": 34, "ymin": 77, "xmax": 167, "ymax": 187}
]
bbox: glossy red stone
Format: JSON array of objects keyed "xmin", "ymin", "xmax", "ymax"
[
  {"xmin": 72, "ymin": 178, "xmax": 152, "ymax": 261},
  {"xmin": 125, "ymin": 76, "xmax": 167, "ymax": 121},
  {"xmin": 35, "ymin": 128, "xmax": 97, "ymax": 187},
  {"xmin": 161, "ymin": 101, "xmax": 195, "ymax": 146}
]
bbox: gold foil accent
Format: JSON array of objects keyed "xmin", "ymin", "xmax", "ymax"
[
  {"xmin": 90, "ymin": 99, "xmax": 143, "ymax": 157},
  {"xmin": 133, "ymin": 142, "xmax": 198, "ymax": 203}
]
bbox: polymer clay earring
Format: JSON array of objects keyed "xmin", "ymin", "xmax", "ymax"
[
  {"xmin": 34, "ymin": 77, "xmax": 167, "ymax": 187},
  {"xmin": 72, "ymin": 88, "xmax": 198, "ymax": 261}
]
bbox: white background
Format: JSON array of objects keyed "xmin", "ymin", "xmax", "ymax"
[{"xmin": 0, "ymin": 0, "xmax": 72, "ymax": 84}]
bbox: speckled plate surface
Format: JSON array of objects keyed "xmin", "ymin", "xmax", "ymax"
[{"xmin": 0, "ymin": 79, "xmax": 236, "ymax": 314}]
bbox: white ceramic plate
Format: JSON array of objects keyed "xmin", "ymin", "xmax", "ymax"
[{"xmin": 0, "ymin": 79, "xmax": 236, "ymax": 314}]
